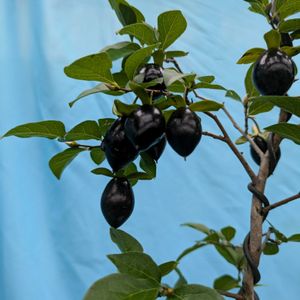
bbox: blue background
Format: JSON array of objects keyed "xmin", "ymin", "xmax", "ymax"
[{"xmin": 1, "ymin": 0, "xmax": 300, "ymax": 299}]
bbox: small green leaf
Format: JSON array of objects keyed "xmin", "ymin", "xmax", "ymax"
[
  {"xmin": 235, "ymin": 136, "xmax": 248, "ymax": 145},
  {"xmin": 113, "ymin": 100, "xmax": 139, "ymax": 117},
  {"xmin": 247, "ymin": 2, "xmax": 268, "ymax": 17},
  {"xmin": 264, "ymin": 30, "xmax": 281, "ymax": 49},
  {"xmin": 65, "ymin": 121, "xmax": 101, "ymax": 141},
  {"xmin": 90, "ymin": 148, "xmax": 105, "ymax": 165},
  {"xmin": 126, "ymin": 172, "xmax": 154, "ymax": 180},
  {"xmin": 213, "ymin": 275, "xmax": 240, "ymax": 291},
  {"xmin": 2, "ymin": 121, "xmax": 66, "ymax": 139},
  {"xmin": 288, "ymin": 234, "xmax": 300, "ymax": 242},
  {"xmin": 225, "ymin": 90, "xmax": 242, "ymax": 102},
  {"xmin": 100, "ymin": 41, "xmax": 140, "ymax": 61},
  {"xmin": 265, "ymin": 123, "xmax": 300, "ymax": 144},
  {"xmin": 158, "ymin": 261, "xmax": 178, "ymax": 277},
  {"xmin": 272, "ymin": 228, "xmax": 288, "ymax": 243},
  {"xmin": 263, "ymin": 242, "xmax": 279, "ymax": 255},
  {"xmin": 108, "ymin": 252, "xmax": 161, "ymax": 283},
  {"xmin": 237, "ymin": 48, "xmax": 265, "ymax": 64},
  {"xmin": 140, "ymin": 152, "xmax": 156, "ymax": 178},
  {"xmin": 279, "ymin": 18, "xmax": 300, "ymax": 33},
  {"xmin": 118, "ymin": 23, "xmax": 157, "ymax": 45},
  {"xmin": 158, "ymin": 10, "xmax": 187, "ymax": 50},
  {"xmin": 245, "ymin": 63, "xmax": 259, "ymax": 97},
  {"xmin": 171, "ymin": 284, "xmax": 224, "ymax": 300},
  {"xmin": 165, "ymin": 51, "xmax": 188, "ymax": 59},
  {"xmin": 83, "ymin": 273, "xmax": 159, "ymax": 300},
  {"xmin": 248, "ymin": 96, "xmax": 275, "ymax": 115},
  {"xmin": 129, "ymin": 81, "xmax": 151, "ymax": 105},
  {"xmin": 278, "ymin": 0, "xmax": 300, "ymax": 20},
  {"xmin": 198, "ymin": 75, "xmax": 215, "ymax": 83},
  {"xmin": 221, "ymin": 226, "xmax": 236, "ymax": 241},
  {"xmin": 214, "ymin": 245, "xmax": 240, "ymax": 267},
  {"xmin": 156, "ymin": 95, "xmax": 185, "ymax": 110},
  {"xmin": 91, "ymin": 167, "xmax": 114, "ymax": 177},
  {"xmin": 193, "ymin": 82, "xmax": 225, "ymax": 90},
  {"xmin": 110, "ymin": 228, "xmax": 144, "ymax": 253},
  {"xmin": 176, "ymin": 243, "xmax": 206, "ymax": 262},
  {"xmin": 49, "ymin": 148, "xmax": 85, "ymax": 179},
  {"xmin": 64, "ymin": 52, "xmax": 115, "ymax": 84},
  {"xmin": 163, "ymin": 69, "xmax": 194, "ymax": 87},
  {"xmin": 182, "ymin": 223, "xmax": 211, "ymax": 235},
  {"xmin": 189, "ymin": 100, "xmax": 223, "ymax": 112},
  {"xmin": 125, "ymin": 44, "xmax": 158, "ymax": 79},
  {"xmin": 98, "ymin": 118, "xmax": 115, "ymax": 137}
]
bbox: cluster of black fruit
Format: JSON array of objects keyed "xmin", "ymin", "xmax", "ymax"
[
  {"xmin": 100, "ymin": 64, "xmax": 202, "ymax": 228},
  {"xmin": 250, "ymin": 33, "xmax": 295, "ymax": 171}
]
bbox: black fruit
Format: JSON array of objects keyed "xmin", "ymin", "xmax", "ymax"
[
  {"xmin": 125, "ymin": 105, "xmax": 166, "ymax": 151},
  {"xmin": 166, "ymin": 107, "xmax": 202, "ymax": 157},
  {"xmin": 250, "ymin": 135, "xmax": 281, "ymax": 166},
  {"xmin": 101, "ymin": 118, "xmax": 139, "ymax": 172},
  {"xmin": 252, "ymin": 49, "xmax": 295, "ymax": 95},
  {"xmin": 140, "ymin": 63, "xmax": 165, "ymax": 99},
  {"xmin": 101, "ymin": 177, "xmax": 134, "ymax": 228},
  {"xmin": 145, "ymin": 135, "xmax": 166, "ymax": 162}
]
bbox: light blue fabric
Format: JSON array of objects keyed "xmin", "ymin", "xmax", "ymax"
[{"xmin": 1, "ymin": 0, "xmax": 300, "ymax": 299}]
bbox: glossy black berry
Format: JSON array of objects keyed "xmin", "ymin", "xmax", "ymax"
[
  {"xmin": 252, "ymin": 49, "xmax": 295, "ymax": 96},
  {"xmin": 124, "ymin": 105, "xmax": 166, "ymax": 151},
  {"xmin": 145, "ymin": 135, "xmax": 166, "ymax": 162},
  {"xmin": 166, "ymin": 107, "xmax": 202, "ymax": 157},
  {"xmin": 101, "ymin": 118, "xmax": 139, "ymax": 172},
  {"xmin": 101, "ymin": 177, "xmax": 134, "ymax": 228}
]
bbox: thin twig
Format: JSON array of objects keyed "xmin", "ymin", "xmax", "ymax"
[
  {"xmin": 217, "ymin": 290, "xmax": 243, "ymax": 300},
  {"xmin": 202, "ymin": 131, "xmax": 225, "ymax": 141},
  {"xmin": 65, "ymin": 141, "xmax": 101, "ymax": 151},
  {"xmin": 263, "ymin": 193, "xmax": 300, "ymax": 214}
]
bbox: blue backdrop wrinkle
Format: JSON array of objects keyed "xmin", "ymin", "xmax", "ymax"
[{"xmin": 1, "ymin": 1, "xmax": 299, "ymax": 299}]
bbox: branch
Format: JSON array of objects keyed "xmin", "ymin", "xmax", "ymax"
[
  {"xmin": 217, "ymin": 290, "xmax": 243, "ymax": 300},
  {"xmin": 65, "ymin": 141, "xmax": 100, "ymax": 151},
  {"xmin": 202, "ymin": 131, "xmax": 225, "ymax": 141},
  {"xmin": 263, "ymin": 193, "xmax": 300, "ymax": 214}
]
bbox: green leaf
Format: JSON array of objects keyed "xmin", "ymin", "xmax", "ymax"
[
  {"xmin": 84, "ymin": 273, "xmax": 159, "ymax": 300},
  {"xmin": 140, "ymin": 152, "xmax": 156, "ymax": 178},
  {"xmin": 125, "ymin": 44, "xmax": 158, "ymax": 79},
  {"xmin": 64, "ymin": 52, "xmax": 115, "ymax": 84},
  {"xmin": 266, "ymin": 96, "xmax": 300, "ymax": 117},
  {"xmin": 118, "ymin": 23, "xmax": 157, "ymax": 45},
  {"xmin": 248, "ymin": 97, "xmax": 275, "ymax": 115},
  {"xmin": 90, "ymin": 148, "xmax": 105, "ymax": 165},
  {"xmin": 281, "ymin": 45, "xmax": 300, "ymax": 57},
  {"xmin": 272, "ymin": 228, "xmax": 288, "ymax": 243},
  {"xmin": 221, "ymin": 226, "xmax": 236, "ymax": 241},
  {"xmin": 214, "ymin": 245, "xmax": 240, "ymax": 267},
  {"xmin": 225, "ymin": 90, "xmax": 242, "ymax": 102},
  {"xmin": 182, "ymin": 223, "xmax": 211, "ymax": 235},
  {"xmin": 113, "ymin": 100, "xmax": 139, "ymax": 117},
  {"xmin": 100, "ymin": 41, "xmax": 140, "ymax": 61},
  {"xmin": 156, "ymin": 95, "xmax": 185, "ymax": 110},
  {"xmin": 110, "ymin": 228, "xmax": 144, "ymax": 253},
  {"xmin": 174, "ymin": 268, "xmax": 188, "ymax": 289},
  {"xmin": 245, "ymin": 63, "xmax": 259, "ymax": 97},
  {"xmin": 193, "ymin": 82, "xmax": 225, "ymax": 90},
  {"xmin": 114, "ymin": 71, "xmax": 130, "ymax": 88},
  {"xmin": 278, "ymin": 0, "xmax": 300, "ymax": 20},
  {"xmin": 279, "ymin": 18, "xmax": 300, "ymax": 33},
  {"xmin": 247, "ymin": 2, "xmax": 268, "ymax": 17},
  {"xmin": 263, "ymin": 242, "xmax": 279, "ymax": 255},
  {"xmin": 2, "ymin": 121, "xmax": 66, "ymax": 139},
  {"xmin": 176, "ymin": 243, "xmax": 206, "ymax": 262},
  {"xmin": 198, "ymin": 75, "xmax": 215, "ymax": 83},
  {"xmin": 213, "ymin": 275, "xmax": 240, "ymax": 291},
  {"xmin": 129, "ymin": 81, "xmax": 151, "ymax": 105},
  {"xmin": 163, "ymin": 69, "xmax": 194, "ymax": 87},
  {"xmin": 288, "ymin": 234, "xmax": 300, "ymax": 242},
  {"xmin": 98, "ymin": 118, "xmax": 115, "ymax": 137},
  {"xmin": 126, "ymin": 172, "xmax": 154, "ymax": 180},
  {"xmin": 158, "ymin": 261, "xmax": 178, "ymax": 277},
  {"xmin": 152, "ymin": 50, "xmax": 165, "ymax": 66},
  {"xmin": 165, "ymin": 51, "xmax": 188, "ymax": 59},
  {"xmin": 189, "ymin": 100, "xmax": 223, "ymax": 112},
  {"xmin": 158, "ymin": 10, "xmax": 187, "ymax": 50},
  {"xmin": 49, "ymin": 148, "xmax": 85, "ymax": 179},
  {"xmin": 91, "ymin": 167, "xmax": 114, "ymax": 177},
  {"xmin": 236, "ymin": 48, "xmax": 265, "ymax": 64},
  {"xmin": 108, "ymin": 0, "xmax": 145, "ymax": 26},
  {"xmin": 64, "ymin": 121, "xmax": 101, "ymax": 141},
  {"xmin": 235, "ymin": 136, "xmax": 248, "ymax": 145},
  {"xmin": 265, "ymin": 123, "xmax": 300, "ymax": 144},
  {"xmin": 170, "ymin": 284, "xmax": 224, "ymax": 300},
  {"xmin": 291, "ymin": 29, "xmax": 300, "ymax": 40},
  {"xmin": 108, "ymin": 252, "xmax": 161, "ymax": 283},
  {"xmin": 264, "ymin": 29, "xmax": 281, "ymax": 49}
]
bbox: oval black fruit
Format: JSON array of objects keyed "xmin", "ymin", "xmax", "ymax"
[
  {"xmin": 145, "ymin": 135, "xmax": 166, "ymax": 162},
  {"xmin": 140, "ymin": 63, "xmax": 165, "ymax": 99},
  {"xmin": 166, "ymin": 107, "xmax": 202, "ymax": 157},
  {"xmin": 101, "ymin": 177, "xmax": 134, "ymax": 228},
  {"xmin": 250, "ymin": 135, "xmax": 281, "ymax": 166},
  {"xmin": 252, "ymin": 49, "xmax": 295, "ymax": 95},
  {"xmin": 101, "ymin": 118, "xmax": 139, "ymax": 172},
  {"xmin": 125, "ymin": 105, "xmax": 166, "ymax": 151}
]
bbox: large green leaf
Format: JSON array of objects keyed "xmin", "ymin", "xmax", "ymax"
[
  {"xmin": 2, "ymin": 121, "xmax": 66, "ymax": 139},
  {"xmin": 108, "ymin": 252, "xmax": 161, "ymax": 283},
  {"xmin": 90, "ymin": 148, "xmax": 105, "ymax": 165},
  {"xmin": 189, "ymin": 100, "xmax": 223, "ymax": 112},
  {"xmin": 158, "ymin": 261, "xmax": 178, "ymax": 277},
  {"xmin": 157, "ymin": 10, "xmax": 187, "ymax": 50},
  {"xmin": 84, "ymin": 273, "xmax": 159, "ymax": 300},
  {"xmin": 110, "ymin": 228, "xmax": 144, "ymax": 253},
  {"xmin": 245, "ymin": 63, "xmax": 259, "ymax": 97},
  {"xmin": 265, "ymin": 123, "xmax": 300, "ymax": 144},
  {"xmin": 49, "ymin": 148, "xmax": 85, "ymax": 179},
  {"xmin": 279, "ymin": 18, "xmax": 300, "ymax": 33},
  {"xmin": 170, "ymin": 284, "xmax": 224, "ymax": 300},
  {"xmin": 64, "ymin": 52, "xmax": 115, "ymax": 84},
  {"xmin": 125, "ymin": 44, "xmax": 158, "ymax": 79},
  {"xmin": 64, "ymin": 121, "xmax": 101, "ymax": 141},
  {"xmin": 113, "ymin": 100, "xmax": 139, "ymax": 117},
  {"xmin": 236, "ymin": 48, "xmax": 265, "ymax": 64},
  {"xmin": 118, "ymin": 23, "xmax": 157, "ymax": 45},
  {"xmin": 108, "ymin": 0, "xmax": 145, "ymax": 26},
  {"xmin": 101, "ymin": 41, "xmax": 140, "ymax": 61},
  {"xmin": 264, "ymin": 29, "xmax": 281, "ymax": 49},
  {"xmin": 278, "ymin": 0, "xmax": 300, "ymax": 20},
  {"xmin": 248, "ymin": 98, "xmax": 274, "ymax": 115},
  {"xmin": 98, "ymin": 118, "xmax": 115, "ymax": 137},
  {"xmin": 213, "ymin": 275, "xmax": 240, "ymax": 291}
]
